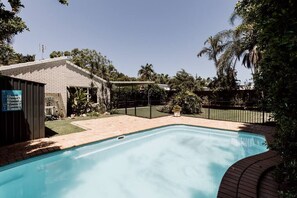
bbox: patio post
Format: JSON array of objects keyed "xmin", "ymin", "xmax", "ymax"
[{"xmin": 150, "ymin": 104, "xmax": 152, "ymax": 119}]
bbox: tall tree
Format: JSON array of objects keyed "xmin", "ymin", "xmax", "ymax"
[
  {"xmin": 155, "ymin": 73, "xmax": 170, "ymax": 84},
  {"xmin": 234, "ymin": 0, "xmax": 297, "ymax": 196},
  {"xmin": 197, "ymin": 36, "xmax": 226, "ymax": 75},
  {"xmin": 50, "ymin": 48, "xmax": 130, "ymax": 81},
  {"xmin": 230, "ymin": 9, "xmax": 261, "ymax": 75},
  {"xmin": 0, "ymin": 0, "xmax": 68, "ymax": 65},
  {"xmin": 198, "ymin": 34, "xmax": 239, "ymax": 90},
  {"xmin": 169, "ymin": 69, "xmax": 195, "ymax": 92},
  {"xmin": 138, "ymin": 63, "xmax": 155, "ymax": 81}
]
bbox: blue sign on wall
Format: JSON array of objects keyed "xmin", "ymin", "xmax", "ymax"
[{"xmin": 1, "ymin": 90, "xmax": 22, "ymax": 112}]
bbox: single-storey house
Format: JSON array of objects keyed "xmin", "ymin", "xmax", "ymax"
[{"xmin": 0, "ymin": 57, "xmax": 110, "ymax": 116}]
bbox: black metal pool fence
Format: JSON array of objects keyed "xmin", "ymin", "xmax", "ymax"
[{"xmin": 112, "ymin": 99, "xmax": 274, "ymax": 124}]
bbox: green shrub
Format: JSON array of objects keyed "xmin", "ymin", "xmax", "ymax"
[
  {"xmin": 170, "ymin": 91, "xmax": 202, "ymax": 114},
  {"xmin": 110, "ymin": 109, "xmax": 119, "ymax": 114},
  {"xmin": 235, "ymin": 1, "xmax": 297, "ymax": 196},
  {"xmin": 156, "ymin": 105, "xmax": 171, "ymax": 113},
  {"xmin": 144, "ymin": 84, "xmax": 167, "ymax": 104},
  {"xmin": 86, "ymin": 111, "xmax": 100, "ymax": 117}
]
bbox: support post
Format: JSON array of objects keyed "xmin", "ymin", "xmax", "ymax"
[{"xmin": 150, "ymin": 104, "xmax": 152, "ymax": 119}]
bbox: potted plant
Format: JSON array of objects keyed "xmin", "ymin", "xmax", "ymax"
[{"xmin": 172, "ymin": 105, "xmax": 182, "ymax": 117}]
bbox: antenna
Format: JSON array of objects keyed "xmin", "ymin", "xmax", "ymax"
[{"xmin": 39, "ymin": 43, "xmax": 46, "ymax": 59}]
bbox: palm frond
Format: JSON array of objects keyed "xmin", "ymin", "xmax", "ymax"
[{"xmin": 197, "ymin": 47, "xmax": 210, "ymax": 57}]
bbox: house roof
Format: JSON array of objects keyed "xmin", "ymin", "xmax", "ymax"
[
  {"xmin": 0, "ymin": 57, "xmax": 68, "ymax": 70},
  {"xmin": 0, "ymin": 75, "xmax": 46, "ymax": 85},
  {"xmin": 0, "ymin": 57, "xmax": 107, "ymax": 83}
]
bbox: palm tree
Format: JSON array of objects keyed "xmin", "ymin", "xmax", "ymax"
[
  {"xmin": 197, "ymin": 36, "xmax": 228, "ymax": 75},
  {"xmin": 198, "ymin": 32, "xmax": 240, "ymax": 90},
  {"xmin": 215, "ymin": 28, "xmax": 261, "ymax": 76},
  {"xmin": 230, "ymin": 13, "xmax": 261, "ymax": 75},
  {"xmin": 138, "ymin": 63, "xmax": 155, "ymax": 81},
  {"xmin": 155, "ymin": 73, "xmax": 170, "ymax": 84}
]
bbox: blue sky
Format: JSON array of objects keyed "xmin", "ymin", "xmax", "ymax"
[{"xmin": 12, "ymin": 0, "xmax": 252, "ymax": 83}]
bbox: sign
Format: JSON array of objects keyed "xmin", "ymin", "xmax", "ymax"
[{"xmin": 1, "ymin": 90, "xmax": 22, "ymax": 112}]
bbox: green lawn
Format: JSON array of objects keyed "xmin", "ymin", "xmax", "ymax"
[
  {"xmin": 116, "ymin": 106, "xmax": 273, "ymax": 123},
  {"xmin": 117, "ymin": 106, "xmax": 170, "ymax": 118},
  {"xmin": 189, "ymin": 107, "xmax": 273, "ymax": 123},
  {"xmin": 46, "ymin": 107, "xmax": 273, "ymax": 137},
  {"xmin": 45, "ymin": 115, "xmax": 117, "ymax": 137}
]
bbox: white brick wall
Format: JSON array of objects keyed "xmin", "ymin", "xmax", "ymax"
[{"xmin": 1, "ymin": 59, "xmax": 110, "ymax": 115}]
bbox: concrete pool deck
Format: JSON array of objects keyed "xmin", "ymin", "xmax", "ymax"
[{"xmin": 0, "ymin": 115, "xmax": 280, "ymax": 197}]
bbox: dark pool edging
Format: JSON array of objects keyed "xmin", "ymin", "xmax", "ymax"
[{"xmin": 217, "ymin": 125, "xmax": 280, "ymax": 198}]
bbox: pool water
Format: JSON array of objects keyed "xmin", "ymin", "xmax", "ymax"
[{"xmin": 0, "ymin": 125, "xmax": 268, "ymax": 198}]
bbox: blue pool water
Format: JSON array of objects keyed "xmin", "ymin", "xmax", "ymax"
[{"xmin": 0, "ymin": 125, "xmax": 268, "ymax": 198}]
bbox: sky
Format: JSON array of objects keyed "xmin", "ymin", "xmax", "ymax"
[{"xmin": 11, "ymin": 0, "xmax": 252, "ymax": 83}]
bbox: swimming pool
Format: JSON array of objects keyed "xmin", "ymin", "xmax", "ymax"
[{"xmin": 0, "ymin": 125, "xmax": 267, "ymax": 198}]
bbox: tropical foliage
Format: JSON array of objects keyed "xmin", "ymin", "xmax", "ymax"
[
  {"xmin": 197, "ymin": 34, "xmax": 239, "ymax": 91},
  {"xmin": 154, "ymin": 73, "xmax": 170, "ymax": 84},
  {"xmin": 169, "ymin": 69, "xmax": 195, "ymax": 92},
  {"xmin": 138, "ymin": 63, "xmax": 155, "ymax": 81},
  {"xmin": 144, "ymin": 85, "xmax": 167, "ymax": 104},
  {"xmin": 202, "ymin": 0, "xmax": 297, "ymax": 196},
  {"xmin": 197, "ymin": 36, "xmax": 225, "ymax": 74},
  {"xmin": 169, "ymin": 69, "xmax": 210, "ymax": 92},
  {"xmin": 0, "ymin": 49, "xmax": 35, "ymax": 65},
  {"xmin": 68, "ymin": 88, "xmax": 90, "ymax": 115},
  {"xmin": 50, "ymin": 48, "xmax": 130, "ymax": 81},
  {"xmin": 169, "ymin": 91, "xmax": 202, "ymax": 114}
]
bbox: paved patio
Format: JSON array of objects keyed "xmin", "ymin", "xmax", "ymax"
[{"xmin": 0, "ymin": 115, "xmax": 279, "ymax": 197}]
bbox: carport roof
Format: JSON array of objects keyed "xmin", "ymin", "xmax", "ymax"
[{"xmin": 110, "ymin": 81, "xmax": 155, "ymax": 86}]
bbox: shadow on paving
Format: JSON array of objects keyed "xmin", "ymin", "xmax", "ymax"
[
  {"xmin": 0, "ymin": 140, "xmax": 61, "ymax": 167},
  {"xmin": 45, "ymin": 126, "xmax": 59, "ymax": 137},
  {"xmin": 237, "ymin": 122, "xmax": 276, "ymax": 145}
]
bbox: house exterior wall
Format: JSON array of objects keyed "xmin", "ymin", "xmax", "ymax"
[{"xmin": 0, "ymin": 60, "xmax": 109, "ymax": 115}]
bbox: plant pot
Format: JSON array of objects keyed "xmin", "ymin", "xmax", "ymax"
[{"xmin": 173, "ymin": 111, "xmax": 181, "ymax": 117}]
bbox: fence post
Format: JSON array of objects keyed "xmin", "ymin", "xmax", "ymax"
[
  {"xmin": 150, "ymin": 104, "xmax": 152, "ymax": 119},
  {"xmin": 208, "ymin": 102, "xmax": 210, "ymax": 119},
  {"xmin": 262, "ymin": 101, "xmax": 265, "ymax": 124},
  {"xmin": 125, "ymin": 97, "xmax": 127, "ymax": 115},
  {"xmin": 134, "ymin": 100, "xmax": 137, "ymax": 116}
]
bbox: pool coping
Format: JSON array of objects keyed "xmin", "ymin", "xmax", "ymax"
[{"xmin": 0, "ymin": 115, "xmax": 279, "ymax": 197}]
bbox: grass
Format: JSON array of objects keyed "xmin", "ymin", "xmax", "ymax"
[
  {"xmin": 45, "ymin": 107, "xmax": 273, "ymax": 137},
  {"xmin": 116, "ymin": 106, "xmax": 169, "ymax": 118},
  {"xmin": 45, "ymin": 115, "xmax": 117, "ymax": 137},
  {"xmin": 116, "ymin": 106, "xmax": 273, "ymax": 123},
  {"xmin": 189, "ymin": 107, "xmax": 273, "ymax": 123}
]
